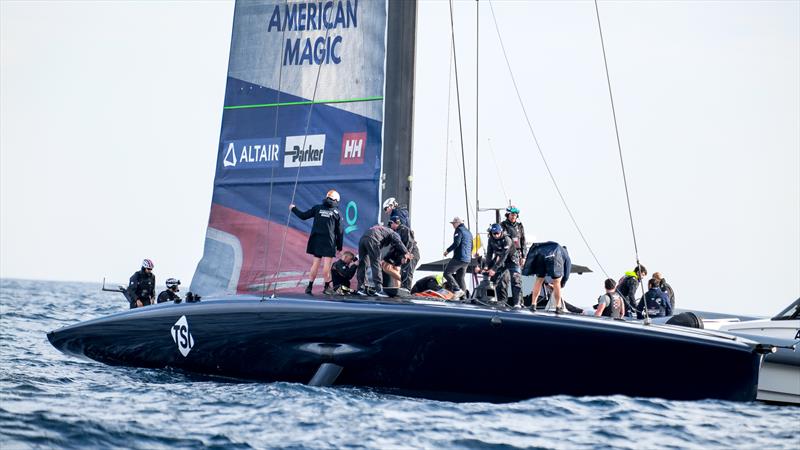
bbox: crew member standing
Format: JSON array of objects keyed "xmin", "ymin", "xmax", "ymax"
[
  {"xmin": 388, "ymin": 216, "xmax": 419, "ymax": 290},
  {"xmin": 356, "ymin": 225, "xmax": 411, "ymax": 297},
  {"xmin": 500, "ymin": 205, "xmax": 526, "ymax": 265},
  {"xmin": 382, "ymin": 197, "xmax": 411, "ymax": 227},
  {"xmin": 485, "ymin": 223, "xmax": 522, "ymax": 306},
  {"xmin": 442, "ymin": 217, "xmax": 473, "ymax": 298},
  {"xmin": 290, "ymin": 190, "xmax": 344, "ymax": 295},
  {"xmin": 127, "ymin": 258, "xmax": 156, "ymax": 309}
]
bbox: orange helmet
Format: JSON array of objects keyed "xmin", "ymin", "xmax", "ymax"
[{"xmin": 326, "ymin": 190, "xmax": 340, "ymax": 201}]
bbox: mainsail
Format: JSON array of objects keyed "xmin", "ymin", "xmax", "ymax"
[{"xmin": 192, "ymin": 0, "xmax": 414, "ymax": 296}]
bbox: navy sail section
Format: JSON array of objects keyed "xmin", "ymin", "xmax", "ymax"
[{"xmin": 192, "ymin": 0, "xmax": 387, "ymax": 295}]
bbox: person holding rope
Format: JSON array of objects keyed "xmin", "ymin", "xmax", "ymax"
[
  {"xmin": 290, "ymin": 190, "xmax": 343, "ymax": 295},
  {"xmin": 485, "ymin": 223, "xmax": 522, "ymax": 307}
]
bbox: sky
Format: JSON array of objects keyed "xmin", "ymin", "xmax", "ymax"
[{"xmin": 1, "ymin": 0, "xmax": 798, "ymax": 316}]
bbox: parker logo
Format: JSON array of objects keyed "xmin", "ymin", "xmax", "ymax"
[
  {"xmin": 284, "ymin": 134, "xmax": 325, "ymax": 168},
  {"xmin": 222, "ymin": 138, "xmax": 281, "ymax": 169},
  {"xmin": 341, "ymin": 132, "xmax": 366, "ymax": 165},
  {"xmin": 171, "ymin": 315, "xmax": 194, "ymax": 357}
]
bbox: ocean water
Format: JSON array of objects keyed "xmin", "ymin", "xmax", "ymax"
[{"xmin": 1, "ymin": 279, "xmax": 797, "ymax": 449}]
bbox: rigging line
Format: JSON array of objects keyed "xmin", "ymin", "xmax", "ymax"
[
  {"xmin": 487, "ymin": 0, "xmax": 609, "ymax": 278},
  {"xmin": 262, "ymin": 0, "xmax": 289, "ymax": 300},
  {"xmin": 486, "ymin": 138, "xmax": 510, "ymax": 203},
  {"xmin": 593, "ymin": 0, "xmax": 648, "ymax": 321},
  {"xmin": 271, "ymin": 12, "xmax": 333, "ymax": 298},
  {"xmin": 449, "ymin": 0, "xmax": 472, "ymax": 231},
  {"xmin": 444, "ymin": 29, "xmax": 455, "ymax": 251}
]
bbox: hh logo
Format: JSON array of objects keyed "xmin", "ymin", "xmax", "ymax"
[
  {"xmin": 341, "ymin": 132, "xmax": 366, "ymax": 165},
  {"xmin": 284, "ymin": 134, "xmax": 325, "ymax": 168},
  {"xmin": 171, "ymin": 315, "xmax": 194, "ymax": 357}
]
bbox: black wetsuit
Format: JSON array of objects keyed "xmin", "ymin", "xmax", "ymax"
[
  {"xmin": 357, "ymin": 225, "xmax": 408, "ymax": 291},
  {"xmin": 291, "ymin": 197, "xmax": 343, "ymax": 257},
  {"xmin": 394, "ymin": 223, "xmax": 419, "ymax": 290},
  {"xmin": 127, "ymin": 269, "xmax": 155, "ymax": 309},
  {"xmin": 157, "ymin": 289, "xmax": 182, "ymax": 304},
  {"xmin": 486, "ymin": 233, "xmax": 522, "ymax": 306}
]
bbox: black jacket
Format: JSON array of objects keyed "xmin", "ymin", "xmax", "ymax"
[
  {"xmin": 127, "ymin": 269, "xmax": 155, "ymax": 307},
  {"xmin": 291, "ymin": 198, "xmax": 343, "ymax": 256},
  {"xmin": 157, "ymin": 289, "xmax": 182, "ymax": 304},
  {"xmin": 362, "ymin": 225, "xmax": 409, "ymax": 255},
  {"xmin": 486, "ymin": 234, "xmax": 518, "ymax": 271},
  {"xmin": 331, "ymin": 259, "xmax": 357, "ymax": 287},
  {"xmin": 500, "ymin": 219, "xmax": 526, "ymax": 256},
  {"xmin": 394, "ymin": 224, "xmax": 417, "ymax": 256}
]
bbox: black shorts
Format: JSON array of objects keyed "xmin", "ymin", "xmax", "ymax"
[{"xmin": 530, "ymin": 252, "xmax": 564, "ymax": 279}]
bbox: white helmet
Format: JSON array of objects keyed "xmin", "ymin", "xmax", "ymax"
[
  {"xmin": 142, "ymin": 259, "xmax": 154, "ymax": 270},
  {"xmin": 166, "ymin": 278, "xmax": 181, "ymax": 289},
  {"xmin": 326, "ymin": 189, "xmax": 340, "ymax": 202},
  {"xmin": 382, "ymin": 197, "xmax": 398, "ymax": 210}
]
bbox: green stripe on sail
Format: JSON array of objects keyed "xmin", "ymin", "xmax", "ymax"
[{"xmin": 224, "ymin": 96, "xmax": 384, "ymax": 110}]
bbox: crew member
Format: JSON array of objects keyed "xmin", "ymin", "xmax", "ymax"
[
  {"xmin": 356, "ymin": 225, "xmax": 411, "ymax": 297},
  {"xmin": 617, "ymin": 264, "xmax": 647, "ymax": 317},
  {"xmin": 157, "ymin": 278, "xmax": 182, "ymax": 304},
  {"xmin": 382, "ymin": 197, "xmax": 410, "ymax": 227},
  {"xmin": 652, "ymin": 271, "xmax": 675, "ymax": 309},
  {"xmin": 290, "ymin": 190, "xmax": 344, "ymax": 295},
  {"xmin": 500, "ymin": 205, "xmax": 526, "ymax": 265},
  {"xmin": 331, "ymin": 251, "xmax": 358, "ymax": 290},
  {"xmin": 411, "ymin": 274, "xmax": 446, "ymax": 294},
  {"xmin": 637, "ymin": 278, "xmax": 673, "ymax": 319},
  {"xmin": 485, "ymin": 223, "xmax": 522, "ymax": 306},
  {"xmin": 127, "ymin": 258, "xmax": 156, "ymax": 309},
  {"xmin": 387, "ymin": 216, "xmax": 419, "ymax": 290},
  {"xmin": 594, "ymin": 278, "xmax": 625, "ymax": 318},
  {"xmin": 442, "ymin": 217, "xmax": 473, "ymax": 298},
  {"xmin": 522, "ymin": 241, "xmax": 571, "ymax": 313}
]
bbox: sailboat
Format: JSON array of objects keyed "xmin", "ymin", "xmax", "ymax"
[{"xmin": 48, "ymin": 0, "xmax": 768, "ymax": 402}]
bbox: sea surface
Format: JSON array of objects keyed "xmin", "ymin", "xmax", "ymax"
[{"xmin": 1, "ymin": 278, "xmax": 797, "ymax": 449}]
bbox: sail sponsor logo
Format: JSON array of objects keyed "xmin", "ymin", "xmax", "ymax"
[
  {"xmin": 171, "ymin": 315, "xmax": 194, "ymax": 357},
  {"xmin": 284, "ymin": 134, "xmax": 326, "ymax": 168},
  {"xmin": 340, "ymin": 132, "xmax": 366, "ymax": 165},
  {"xmin": 221, "ymin": 138, "xmax": 281, "ymax": 169}
]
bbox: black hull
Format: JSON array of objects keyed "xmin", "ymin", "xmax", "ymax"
[{"xmin": 48, "ymin": 296, "xmax": 762, "ymax": 402}]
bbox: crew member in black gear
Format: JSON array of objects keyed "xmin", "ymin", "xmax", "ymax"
[
  {"xmin": 387, "ymin": 216, "xmax": 419, "ymax": 290},
  {"xmin": 617, "ymin": 264, "xmax": 647, "ymax": 317},
  {"xmin": 500, "ymin": 205, "xmax": 526, "ymax": 263},
  {"xmin": 485, "ymin": 223, "xmax": 522, "ymax": 306},
  {"xmin": 410, "ymin": 274, "xmax": 446, "ymax": 294},
  {"xmin": 331, "ymin": 251, "xmax": 358, "ymax": 290},
  {"xmin": 157, "ymin": 278, "xmax": 182, "ymax": 304},
  {"xmin": 127, "ymin": 258, "xmax": 156, "ymax": 309},
  {"xmin": 356, "ymin": 225, "xmax": 411, "ymax": 297},
  {"xmin": 290, "ymin": 189, "xmax": 344, "ymax": 295}
]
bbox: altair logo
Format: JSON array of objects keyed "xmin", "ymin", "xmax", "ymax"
[
  {"xmin": 221, "ymin": 138, "xmax": 281, "ymax": 169},
  {"xmin": 284, "ymin": 134, "xmax": 325, "ymax": 168}
]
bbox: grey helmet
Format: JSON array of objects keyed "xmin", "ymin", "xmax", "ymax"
[{"xmin": 166, "ymin": 278, "xmax": 181, "ymax": 289}]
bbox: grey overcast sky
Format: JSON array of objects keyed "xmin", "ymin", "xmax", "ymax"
[{"xmin": 1, "ymin": 1, "xmax": 798, "ymax": 316}]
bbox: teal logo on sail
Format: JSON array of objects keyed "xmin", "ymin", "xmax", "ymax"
[
  {"xmin": 345, "ymin": 201, "xmax": 358, "ymax": 234},
  {"xmin": 222, "ymin": 138, "xmax": 281, "ymax": 169}
]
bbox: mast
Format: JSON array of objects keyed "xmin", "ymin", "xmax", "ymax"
[{"xmin": 475, "ymin": 0, "xmax": 480, "ymax": 234}]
